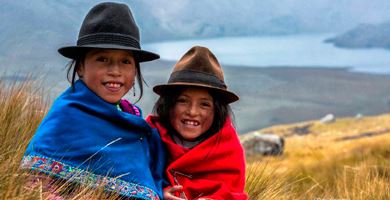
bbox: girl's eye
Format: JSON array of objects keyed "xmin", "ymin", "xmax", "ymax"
[
  {"xmin": 176, "ymin": 98, "xmax": 188, "ymax": 104},
  {"xmin": 123, "ymin": 59, "xmax": 133, "ymax": 64},
  {"xmin": 201, "ymin": 102, "xmax": 212, "ymax": 107},
  {"xmin": 96, "ymin": 57, "xmax": 108, "ymax": 62}
]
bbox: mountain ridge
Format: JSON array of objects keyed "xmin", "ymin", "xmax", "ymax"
[{"xmin": 325, "ymin": 21, "xmax": 390, "ymax": 50}]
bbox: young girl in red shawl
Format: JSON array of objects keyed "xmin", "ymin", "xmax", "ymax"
[{"xmin": 147, "ymin": 46, "xmax": 248, "ymax": 200}]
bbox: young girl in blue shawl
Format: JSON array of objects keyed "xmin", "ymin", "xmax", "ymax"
[{"xmin": 21, "ymin": 2, "xmax": 165, "ymax": 199}]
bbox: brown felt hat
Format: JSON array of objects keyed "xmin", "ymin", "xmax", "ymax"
[
  {"xmin": 153, "ymin": 46, "xmax": 239, "ymax": 104},
  {"xmin": 58, "ymin": 2, "xmax": 159, "ymax": 62}
]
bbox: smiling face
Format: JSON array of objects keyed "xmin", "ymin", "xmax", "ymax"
[
  {"xmin": 77, "ymin": 49, "xmax": 136, "ymax": 103},
  {"xmin": 170, "ymin": 87, "xmax": 215, "ymax": 141}
]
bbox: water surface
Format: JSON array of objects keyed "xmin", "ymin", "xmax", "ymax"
[{"xmin": 144, "ymin": 34, "xmax": 390, "ymax": 74}]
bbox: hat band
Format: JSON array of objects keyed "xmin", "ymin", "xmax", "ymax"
[
  {"xmin": 168, "ymin": 70, "xmax": 226, "ymax": 89},
  {"xmin": 77, "ymin": 33, "xmax": 140, "ymax": 49}
]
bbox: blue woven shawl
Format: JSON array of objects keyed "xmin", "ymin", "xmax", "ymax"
[{"xmin": 22, "ymin": 80, "xmax": 165, "ymax": 200}]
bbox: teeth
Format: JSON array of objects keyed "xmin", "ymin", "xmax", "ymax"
[
  {"xmin": 182, "ymin": 120, "xmax": 199, "ymax": 126},
  {"xmin": 106, "ymin": 83, "xmax": 121, "ymax": 88}
]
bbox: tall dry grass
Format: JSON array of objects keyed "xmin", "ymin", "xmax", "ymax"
[
  {"xmin": 246, "ymin": 115, "xmax": 390, "ymax": 200},
  {"xmin": 1, "ymin": 78, "xmax": 389, "ymax": 199},
  {"xmin": 0, "ymin": 79, "xmax": 48, "ymax": 199}
]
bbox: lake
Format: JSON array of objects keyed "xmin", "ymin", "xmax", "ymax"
[{"xmin": 144, "ymin": 33, "xmax": 390, "ymax": 74}]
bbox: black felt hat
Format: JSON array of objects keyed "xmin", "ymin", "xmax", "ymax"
[
  {"xmin": 58, "ymin": 2, "xmax": 159, "ymax": 62},
  {"xmin": 153, "ymin": 46, "xmax": 239, "ymax": 104}
]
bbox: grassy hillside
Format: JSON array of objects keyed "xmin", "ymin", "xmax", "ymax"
[
  {"xmin": 0, "ymin": 79, "xmax": 389, "ymax": 199},
  {"xmin": 0, "ymin": 79, "xmax": 48, "ymax": 199},
  {"xmin": 245, "ymin": 114, "xmax": 390, "ymax": 199}
]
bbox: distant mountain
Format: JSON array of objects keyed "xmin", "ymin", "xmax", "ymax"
[
  {"xmin": 1, "ymin": 0, "xmax": 390, "ymax": 74},
  {"xmin": 325, "ymin": 21, "xmax": 390, "ymax": 50},
  {"xmin": 131, "ymin": 0, "xmax": 390, "ymax": 42},
  {"xmin": 2, "ymin": 0, "xmax": 390, "ymax": 43}
]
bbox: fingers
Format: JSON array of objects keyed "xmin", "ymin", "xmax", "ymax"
[
  {"xmin": 164, "ymin": 185, "xmax": 186, "ymax": 200},
  {"xmin": 166, "ymin": 185, "xmax": 183, "ymax": 193}
]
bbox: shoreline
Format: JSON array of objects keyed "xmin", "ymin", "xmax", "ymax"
[
  {"xmin": 141, "ymin": 60, "xmax": 390, "ymax": 134},
  {"xmin": 2, "ymin": 59, "xmax": 390, "ymax": 134}
]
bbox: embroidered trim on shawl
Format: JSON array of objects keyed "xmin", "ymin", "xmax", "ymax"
[{"xmin": 21, "ymin": 155, "xmax": 160, "ymax": 200}]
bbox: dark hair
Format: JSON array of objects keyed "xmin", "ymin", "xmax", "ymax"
[
  {"xmin": 153, "ymin": 86, "xmax": 233, "ymax": 140},
  {"xmin": 65, "ymin": 50, "xmax": 146, "ymax": 103}
]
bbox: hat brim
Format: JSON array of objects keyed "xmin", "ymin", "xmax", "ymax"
[
  {"xmin": 58, "ymin": 44, "xmax": 159, "ymax": 62},
  {"xmin": 153, "ymin": 82, "xmax": 239, "ymax": 104}
]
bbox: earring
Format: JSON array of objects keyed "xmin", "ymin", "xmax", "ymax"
[{"xmin": 133, "ymin": 86, "xmax": 136, "ymax": 97}]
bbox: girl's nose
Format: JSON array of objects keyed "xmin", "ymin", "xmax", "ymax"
[
  {"xmin": 107, "ymin": 61, "xmax": 121, "ymax": 75},
  {"xmin": 186, "ymin": 104, "xmax": 199, "ymax": 116}
]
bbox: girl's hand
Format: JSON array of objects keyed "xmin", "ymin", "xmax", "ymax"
[{"xmin": 164, "ymin": 185, "xmax": 186, "ymax": 200}]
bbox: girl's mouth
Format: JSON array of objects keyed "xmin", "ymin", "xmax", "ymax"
[
  {"xmin": 104, "ymin": 82, "xmax": 123, "ymax": 92},
  {"xmin": 181, "ymin": 119, "xmax": 200, "ymax": 126}
]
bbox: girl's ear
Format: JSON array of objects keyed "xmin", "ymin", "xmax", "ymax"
[
  {"xmin": 135, "ymin": 62, "xmax": 139, "ymax": 77},
  {"xmin": 76, "ymin": 63, "xmax": 85, "ymax": 78}
]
